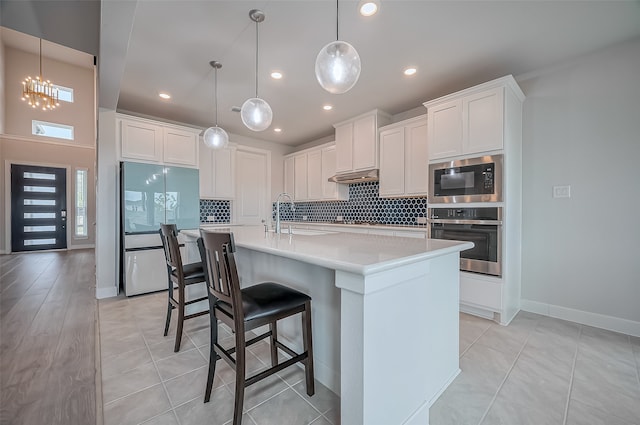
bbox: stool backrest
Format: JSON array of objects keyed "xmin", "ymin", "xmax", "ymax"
[
  {"xmin": 159, "ymin": 223, "xmax": 183, "ymax": 271},
  {"xmin": 198, "ymin": 231, "xmax": 244, "ymax": 322}
]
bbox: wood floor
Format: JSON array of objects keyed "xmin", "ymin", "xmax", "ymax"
[{"xmin": 0, "ymin": 249, "xmax": 99, "ymax": 425}]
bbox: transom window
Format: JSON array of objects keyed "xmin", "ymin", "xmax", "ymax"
[{"xmin": 32, "ymin": 120, "xmax": 74, "ymax": 141}]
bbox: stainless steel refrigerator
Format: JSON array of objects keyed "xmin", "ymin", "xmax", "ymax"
[{"xmin": 120, "ymin": 161, "xmax": 199, "ymax": 295}]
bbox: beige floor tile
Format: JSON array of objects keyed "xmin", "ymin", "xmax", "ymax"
[
  {"xmin": 174, "ymin": 386, "xmax": 235, "ymax": 425},
  {"xmin": 474, "ymin": 323, "xmax": 530, "ymax": 358},
  {"xmin": 570, "ymin": 374, "xmax": 640, "ymax": 423},
  {"xmin": 291, "ymin": 379, "xmax": 339, "ymax": 415},
  {"xmin": 140, "ymin": 410, "xmax": 180, "ymax": 425},
  {"xmin": 101, "ymin": 345, "xmax": 153, "ymax": 378},
  {"xmin": 155, "ymin": 348, "xmax": 207, "ymax": 381},
  {"xmin": 481, "ymin": 396, "xmax": 563, "ymax": 425},
  {"xmin": 102, "ymin": 361, "xmax": 161, "ymax": 404},
  {"xmin": 565, "ymin": 398, "xmax": 638, "ymax": 425},
  {"xmin": 429, "ymin": 372, "xmax": 494, "ymax": 425},
  {"xmin": 228, "ymin": 373, "xmax": 289, "ymax": 412},
  {"xmin": 103, "ymin": 384, "xmax": 171, "ymax": 425},
  {"xmin": 247, "ymin": 388, "xmax": 322, "ymax": 425},
  {"xmin": 574, "ymin": 346, "xmax": 639, "ymax": 396},
  {"xmin": 459, "ymin": 343, "xmax": 515, "ymax": 393},
  {"xmin": 164, "ymin": 365, "xmax": 213, "ymax": 407}
]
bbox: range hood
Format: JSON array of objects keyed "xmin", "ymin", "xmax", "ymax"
[{"xmin": 328, "ymin": 169, "xmax": 379, "ymax": 184}]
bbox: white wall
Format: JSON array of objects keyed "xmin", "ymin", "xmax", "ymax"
[{"xmin": 518, "ymin": 37, "xmax": 640, "ymax": 331}]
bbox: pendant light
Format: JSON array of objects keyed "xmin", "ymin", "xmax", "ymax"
[
  {"xmin": 21, "ymin": 38, "xmax": 60, "ymax": 110},
  {"xmin": 203, "ymin": 61, "xmax": 229, "ymax": 149},
  {"xmin": 315, "ymin": 0, "xmax": 361, "ymax": 94},
  {"xmin": 240, "ymin": 9, "xmax": 273, "ymax": 132}
]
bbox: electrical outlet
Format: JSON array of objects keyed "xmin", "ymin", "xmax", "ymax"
[
  {"xmin": 552, "ymin": 185, "xmax": 571, "ymax": 198},
  {"xmin": 416, "ymin": 217, "xmax": 427, "ymax": 224},
  {"xmin": 302, "ymin": 215, "xmax": 308, "ymax": 221},
  {"xmin": 336, "ymin": 215, "xmax": 344, "ymax": 222},
  {"xmin": 207, "ymin": 215, "xmax": 216, "ymax": 221}
]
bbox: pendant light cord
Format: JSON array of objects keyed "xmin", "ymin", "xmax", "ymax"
[
  {"xmin": 336, "ymin": 0, "xmax": 339, "ymax": 41},
  {"xmin": 214, "ymin": 66, "xmax": 218, "ymax": 126},
  {"xmin": 255, "ymin": 19, "xmax": 259, "ymax": 98}
]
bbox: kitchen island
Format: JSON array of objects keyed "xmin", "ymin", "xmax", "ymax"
[{"xmin": 181, "ymin": 225, "xmax": 472, "ymax": 425}]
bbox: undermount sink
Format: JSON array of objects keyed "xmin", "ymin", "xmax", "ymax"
[{"xmin": 271, "ymin": 228, "xmax": 336, "ymax": 236}]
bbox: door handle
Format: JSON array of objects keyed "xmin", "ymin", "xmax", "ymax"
[{"xmin": 60, "ymin": 210, "xmax": 67, "ymax": 219}]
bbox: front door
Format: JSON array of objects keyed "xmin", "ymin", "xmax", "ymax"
[{"xmin": 11, "ymin": 164, "xmax": 67, "ymax": 252}]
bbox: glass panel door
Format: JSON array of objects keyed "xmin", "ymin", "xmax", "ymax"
[{"xmin": 11, "ymin": 164, "xmax": 67, "ymax": 251}]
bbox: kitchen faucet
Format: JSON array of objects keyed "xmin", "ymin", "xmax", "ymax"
[{"xmin": 275, "ymin": 192, "xmax": 295, "ymax": 234}]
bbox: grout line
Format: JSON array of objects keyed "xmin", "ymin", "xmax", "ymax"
[
  {"xmin": 561, "ymin": 324, "xmax": 582, "ymax": 425},
  {"xmin": 460, "ymin": 323, "xmax": 492, "ymax": 358},
  {"xmin": 629, "ymin": 335, "xmax": 640, "ymax": 391},
  {"xmin": 475, "ymin": 322, "xmax": 536, "ymax": 425}
]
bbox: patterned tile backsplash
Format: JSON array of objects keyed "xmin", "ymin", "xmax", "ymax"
[
  {"xmin": 200, "ymin": 199, "xmax": 231, "ymax": 223},
  {"xmin": 272, "ymin": 181, "xmax": 428, "ymax": 226},
  {"xmin": 201, "ymin": 182, "xmax": 428, "ymax": 226}
]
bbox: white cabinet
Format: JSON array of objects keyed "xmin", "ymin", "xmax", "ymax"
[
  {"xmin": 307, "ymin": 150, "xmax": 322, "ymax": 200},
  {"xmin": 321, "ymin": 145, "xmax": 347, "ymax": 200},
  {"xmin": 164, "ymin": 127, "xmax": 199, "ymax": 166},
  {"xmin": 379, "ymin": 115, "xmax": 428, "ymax": 198},
  {"xmin": 199, "ymin": 141, "xmax": 236, "ymax": 199},
  {"xmin": 283, "ymin": 142, "xmax": 348, "ymax": 202},
  {"xmin": 334, "ymin": 109, "xmax": 392, "ymax": 174},
  {"xmin": 120, "ymin": 119, "xmax": 163, "ymax": 162},
  {"xmin": 294, "ymin": 153, "xmax": 309, "ymax": 201},
  {"xmin": 118, "ymin": 114, "xmax": 200, "ymax": 167},
  {"xmin": 424, "ymin": 76, "xmax": 523, "ymax": 161}
]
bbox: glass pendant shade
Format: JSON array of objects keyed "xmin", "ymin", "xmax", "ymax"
[
  {"xmin": 315, "ymin": 40, "xmax": 361, "ymax": 94},
  {"xmin": 203, "ymin": 126, "xmax": 229, "ymax": 149},
  {"xmin": 240, "ymin": 97, "xmax": 273, "ymax": 132}
]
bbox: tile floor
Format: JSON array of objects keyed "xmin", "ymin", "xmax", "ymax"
[{"xmin": 99, "ymin": 291, "xmax": 640, "ymax": 425}]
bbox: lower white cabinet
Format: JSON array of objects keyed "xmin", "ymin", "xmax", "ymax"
[
  {"xmin": 379, "ymin": 115, "xmax": 428, "ymax": 198},
  {"xmin": 199, "ymin": 141, "xmax": 236, "ymax": 199}
]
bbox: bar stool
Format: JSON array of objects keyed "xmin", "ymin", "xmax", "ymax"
[
  {"xmin": 198, "ymin": 231, "xmax": 314, "ymax": 425},
  {"xmin": 159, "ymin": 223, "xmax": 208, "ymax": 352}
]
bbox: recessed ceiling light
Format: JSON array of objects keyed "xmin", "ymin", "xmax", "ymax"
[
  {"xmin": 159, "ymin": 92, "xmax": 171, "ymax": 99},
  {"xmin": 323, "ymin": 105, "xmax": 333, "ymax": 111},
  {"xmin": 271, "ymin": 72, "xmax": 283, "ymax": 79},
  {"xmin": 358, "ymin": 0, "xmax": 380, "ymax": 16},
  {"xmin": 403, "ymin": 67, "xmax": 417, "ymax": 76},
  {"xmin": 274, "ymin": 128, "xmax": 282, "ymax": 133}
]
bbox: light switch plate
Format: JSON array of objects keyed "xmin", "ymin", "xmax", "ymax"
[
  {"xmin": 553, "ymin": 185, "xmax": 571, "ymax": 198},
  {"xmin": 302, "ymin": 216, "xmax": 308, "ymax": 221},
  {"xmin": 207, "ymin": 215, "xmax": 216, "ymax": 221},
  {"xmin": 416, "ymin": 217, "xmax": 427, "ymax": 224}
]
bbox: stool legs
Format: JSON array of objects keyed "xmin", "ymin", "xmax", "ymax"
[
  {"xmin": 303, "ymin": 301, "xmax": 315, "ymax": 396},
  {"xmin": 204, "ymin": 312, "xmax": 218, "ymax": 403},
  {"xmin": 269, "ymin": 323, "xmax": 278, "ymax": 367},
  {"xmin": 174, "ymin": 286, "xmax": 185, "ymax": 352}
]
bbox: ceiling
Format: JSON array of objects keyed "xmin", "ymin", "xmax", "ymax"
[{"xmin": 5, "ymin": 1, "xmax": 640, "ymax": 147}]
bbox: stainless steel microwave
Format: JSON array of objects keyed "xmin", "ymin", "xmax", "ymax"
[{"xmin": 429, "ymin": 154, "xmax": 503, "ymax": 203}]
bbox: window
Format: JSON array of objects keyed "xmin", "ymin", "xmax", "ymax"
[
  {"xmin": 52, "ymin": 84, "xmax": 74, "ymax": 103},
  {"xmin": 75, "ymin": 169, "xmax": 88, "ymax": 237},
  {"xmin": 32, "ymin": 120, "xmax": 74, "ymax": 140}
]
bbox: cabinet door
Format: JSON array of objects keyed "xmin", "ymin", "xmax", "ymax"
[
  {"xmin": 321, "ymin": 145, "xmax": 346, "ymax": 200},
  {"xmin": 427, "ymin": 99, "xmax": 462, "ymax": 160},
  {"xmin": 284, "ymin": 156, "xmax": 295, "ymax": 196},
  {"xmin": 352, "ymin": 113, "xmax": 377, "ymax": 170},
  {"xmin": 120, "ymin": 119, "xmax": 163, "ymax": 162},
  {"xmin": 294, "ymin": 154, "xmax": 308, "ymax": 201},
  {"xmin": 307, "ymin": 150, "xmax": 322, "ymax": 201},
  {"xmin": 379, "ymin": 127, "xmax": 405, "ymax": 197},
  {"xmin": 335, "ymin": 122, "xmax": 353, "ymax": 173},
  {"xmin": 213, "ymin": 147, "xmax": 236, "ymax": 199},
  {"xmin": 199, "ymin": 140, "xmax": 214, "ymax": 198},
  {"xmin": 164, "ymin": 127, "xmax": 198, "ymax": 166},
  {"xmin": 405, "ymin": 120, "xmax": 429, "ymax": 196},
  {"xmin": 463, "ymin": 87, "xmax": 504, "ymax": 154}
]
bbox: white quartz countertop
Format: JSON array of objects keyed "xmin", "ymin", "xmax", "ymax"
[{"xmin": 182, "ymin": 225, "xmax": 472, "ymax": 276}]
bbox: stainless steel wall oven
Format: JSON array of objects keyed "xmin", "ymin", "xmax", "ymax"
[
  {"xmin": 428, "ymin": 207, "xmax": 502, "ymax": 277},
  {"xmin": 429, "ymin": 154, "xmax": 503, "ymax": 203}
]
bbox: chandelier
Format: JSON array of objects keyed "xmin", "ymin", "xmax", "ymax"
[{"xmin": 21, "ymin": 38, "xmax": 60, "ymax": 110}]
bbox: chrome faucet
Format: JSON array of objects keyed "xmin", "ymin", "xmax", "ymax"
[{"xmin": 275, "ymin": 192, "xmax": 295, "ymax": 234}]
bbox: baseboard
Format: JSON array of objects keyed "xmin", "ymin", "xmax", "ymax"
[
  {"xmin": 459, "ymin": 303, "xmax": 495, "ymax": 321},
  {"xmin": 69, "ymin": 244, "xmax": 96, "ymax": 250},
  {"xmin": 96, "ymin": 286, "xmax": 119, "ymax": 299},
  {"xmin": 521, "ymin": 299, "xmax": 640, "ymax": 337}
]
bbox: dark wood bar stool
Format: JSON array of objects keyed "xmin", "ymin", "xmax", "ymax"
[
  {"xmin": 198, "ymin": 231, "xmax": 314, "ymax": 425},
  {"xmin": 159, "ymin": 223, "xmax": 208, "ymax": 352}
]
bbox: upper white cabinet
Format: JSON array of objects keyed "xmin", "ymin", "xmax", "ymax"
[
  {"xmin": 283, "ymin": 142, "xmax": 348, "ymax": 202},
  {"xmin": 333, "ymin": 109, "xmax": 392, "ymax": 174},
  {"xmin": 379, "ymin": 115, "xmax": 428, "ymax": 198},
  {"xmin": 118, "ymin": 114, "xmax": 200, "ymax": 167},
  {"xmin": 199, "ymin": 140, "xmax": 236, "ymax": 199},
  {"xmin": 423, "ymin": 76, "xmax": 524, "ymax": 161}
]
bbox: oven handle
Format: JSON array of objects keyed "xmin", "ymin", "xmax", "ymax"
[{"xmin": 428, "ymin": 219, "xmax": 503, "ymax": 225}]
